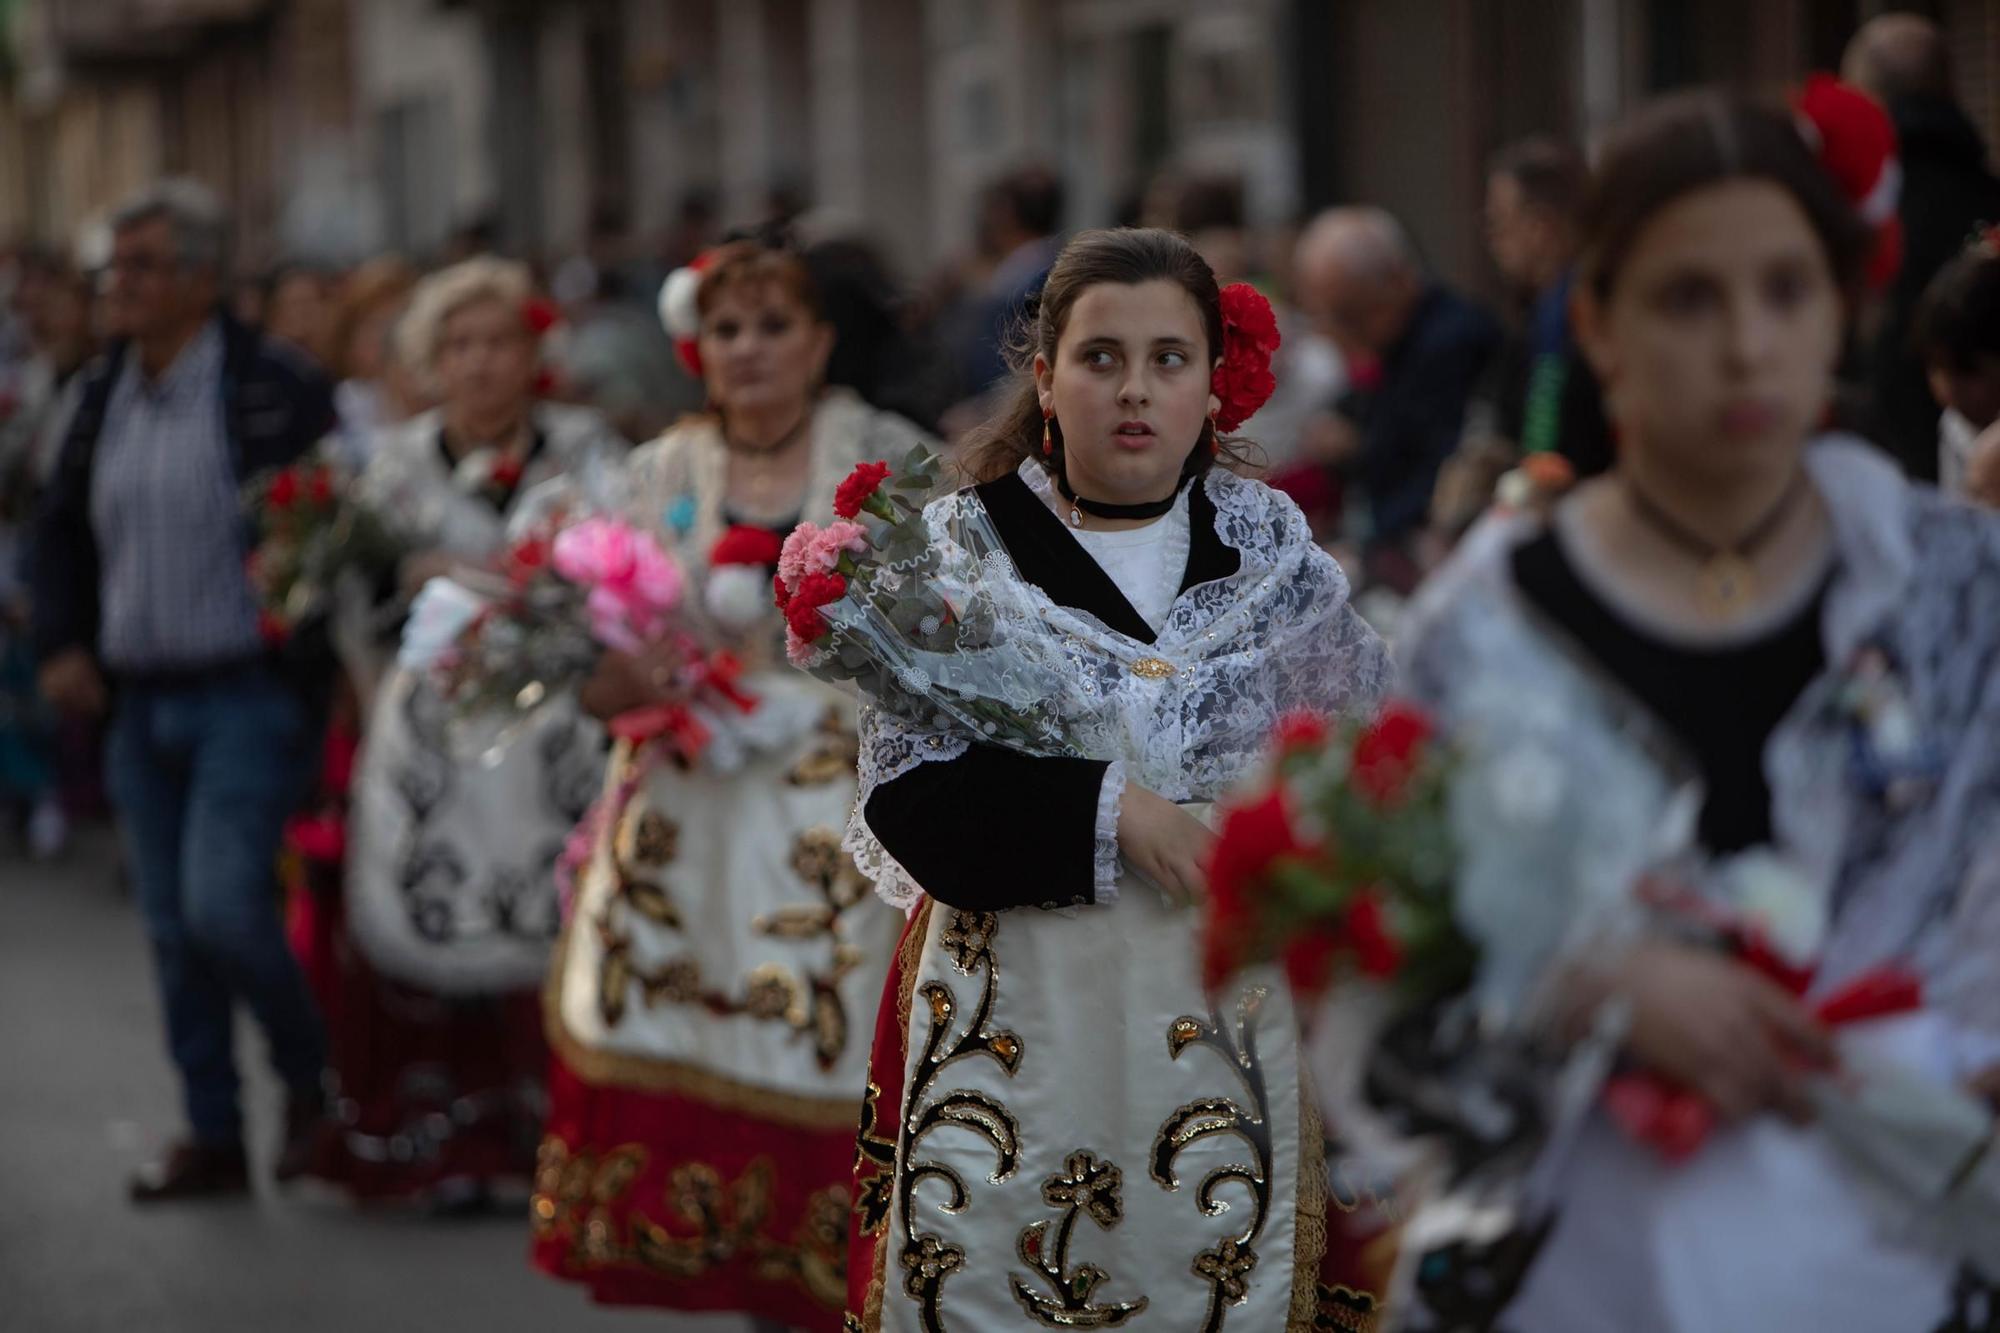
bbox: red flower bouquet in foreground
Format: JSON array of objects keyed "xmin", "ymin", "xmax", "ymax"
[
  {"xmin": 242, "ymin": 451, "xmax": 402, "ymax": 645},
  {"xmin": 1203, "ymin": 700, "xmax": 1471, "ymax": 1004}
]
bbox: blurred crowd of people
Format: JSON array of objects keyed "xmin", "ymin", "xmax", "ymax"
[{"xmin": 1, "ymin": 9, "xmax": 1997, "ymax": 1333}]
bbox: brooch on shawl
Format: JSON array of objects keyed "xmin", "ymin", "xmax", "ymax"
[
  {"xmin": 1832, "ymin": 641, "xmax": 1944, "ymax": 812},
  {"xmin": 663, "ymin": 493, "xmax": 698, "ymax": 537}
]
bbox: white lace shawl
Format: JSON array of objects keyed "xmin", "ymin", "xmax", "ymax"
[
  {"xmin": 846, "ymin": 460, "xmax": 1394, "ymax": 911},
  {"xmin": 1397, "ymin": 436, "xmax": 2000, "ymax": 1062}
]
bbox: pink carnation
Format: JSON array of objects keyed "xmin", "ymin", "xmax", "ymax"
[
  {"xmin": 627, "ymin": 539, "xmax": 684, "ymax": 613},
  {"xmin": 805, "ymin": 520, "xmax": 869, "ymax": 573},
  {"xmin": 777, "ymin": 523, "xmax": 819, "ymax": 592},
  {"xmin": 552, "ymin": 518, "xmax": 636, "ymax": 585}
]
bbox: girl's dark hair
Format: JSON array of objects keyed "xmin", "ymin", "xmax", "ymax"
[
  {"xmin": 1579, "ymin": 91, "xmax": 1872, "ymax": 301},
  {"xmin": 961, "ymin": 227, "xmax": 1251, "ymax": 485},
  {"xmin": 1914, "ymin": 237, "xmax": 2000, "ymax": 373}
]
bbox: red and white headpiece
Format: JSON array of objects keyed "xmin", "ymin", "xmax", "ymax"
[
  {"xmin": 1794, "ymin": 73, "xmax": 1904, "ymax": 292},
  {"xmin": 658, "ymin": 249, "xmax": 718, "ymax": 379}
]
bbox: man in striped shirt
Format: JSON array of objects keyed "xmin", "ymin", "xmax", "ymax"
[{"xmin": 30, "ymin": 181, "xmax": 336, "ymax": 1202}]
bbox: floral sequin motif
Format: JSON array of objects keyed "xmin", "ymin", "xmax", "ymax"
[
  {"xmin": 532, "ymin": 1136, "xmax": 849, "ymax": 1309},
  {"xmin": 594, "ymin": 824, "xmax": 869, "ymax": 1068},
  {"xmin": 895, "ymin": 910, "xmax": 1026, "ymax": 1331},
  {"xmin": 1009, "ymin": 1151, "xmax": 1150, "ymax": 1327},
  {"xmin": 853, "ymin": 1081, "xmax": 899, "ymax": 1237},
  {"xmin": 788, "ymin": 708, "xmax": 863, "ymax": 786},
  {"xmin": 1152, "ymin": 986, "xmax": 1277, "ymax": 1331}
]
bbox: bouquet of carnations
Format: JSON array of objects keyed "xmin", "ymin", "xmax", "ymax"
[
  {"xmin": 242, "ymin": 451, "xmax": 403, "ymax": 646},
  {"xmin": 403, "ymin": 511, "xmax": 751, "ymax": 761},
  {"xmin": 774, "ymin": 448, "xmax": 1092, "ymax": 756},
  {"xmin": 1207, "ymin": 705, "xmax": 2000, "ymax": 1318}
]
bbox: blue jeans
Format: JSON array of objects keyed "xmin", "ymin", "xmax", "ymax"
[{"xmin": 107, "ymin": 666, "xmax": 326, "ymax": 1147}]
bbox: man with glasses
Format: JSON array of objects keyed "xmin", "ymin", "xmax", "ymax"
[{"xmin": 29, "ymin": 179, "xmax": 336, "ymax": 1202}]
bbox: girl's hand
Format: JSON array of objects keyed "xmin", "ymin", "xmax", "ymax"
[
  {"xmin": 1116, "ymin": 786, "xmax": 1214, "ymax": 907},
  {"xmin": 1610, "ymin": 941, "xmax": 1833, "ymax": 1123},
  {"xmin": 578, "ymin": 640, "xmax": 685, "ymax": 722}
]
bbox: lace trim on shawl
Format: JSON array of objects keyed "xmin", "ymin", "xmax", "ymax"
[
  {"xmin": 843, "ymin": 705, "xmax": 970, "ymax": 912},
  {"xmin": 1093, "ymin": 759, "xmax": 1126, "ymax": 904}
]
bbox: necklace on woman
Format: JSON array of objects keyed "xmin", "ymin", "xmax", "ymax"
[
  {"xmin": 725, "ymin": 408, "xmax": 814, "ymax": 516},
  {"xmin": 1622, "ymin": 468, "xmax": 1811, "ymax": 621},
  {"xmin": 724, "ymin": 407, "xmax": 813, "ymax": 459},
  {"xmin": 1054, "ymin": 472, "xmax": 1187, "ymax": 529}
]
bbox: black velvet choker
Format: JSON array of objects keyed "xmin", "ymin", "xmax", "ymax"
[{"xmin": 1053, "ymin": 472, "xmax": 1189, "ymax": 528}]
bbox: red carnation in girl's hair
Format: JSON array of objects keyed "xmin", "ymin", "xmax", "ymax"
[
  {"xmin": 833, "ymin": 460, "xmax": 893, "ymax": 519},
  {"xmin": 711, "ymin": 524, "xmax": 786, "ymax": 567},
  {"xmin": 522, "ymin": 297, "xmax": 562, "ymax": 335},
  {"xmin": 1350, "ymin": 700, "xmax": 1435, "ymax": 806},
  {"xmin": 267, "ymin": 469, "xmax": 300, "ymax": 510},
  {"xmin": 1793, "ymin": 73, "xmax": 1905, "ymax": 292},
  {"xmin": 1211, "ymin": 283, "xmax": 1283, "ymax": 433}
]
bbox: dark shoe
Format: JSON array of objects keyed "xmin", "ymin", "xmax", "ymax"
[
  {"xmin": 273, "ymin": 1084, "xmax": 331, "ymax": 1184},
  {"xmin": 128, "ymin": 1141, "xmax": 250, "ymax": 1203}
]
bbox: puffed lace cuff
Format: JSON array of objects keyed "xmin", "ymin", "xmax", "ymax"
[{"xmin": 1093, "ymin": 759, "xmax": 1126, "ymax": 905}]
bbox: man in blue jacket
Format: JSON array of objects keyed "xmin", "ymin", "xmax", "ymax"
[{"xmin": 31, "ymin": 180, "xmax": 335, "ymax": 1202}]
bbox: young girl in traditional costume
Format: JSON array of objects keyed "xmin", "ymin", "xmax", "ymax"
[
  {"xmin": 1397, "ymin": 92, "xmax": 2000, "ymax": 1331},
  {"xmin": 844, "ymin": 227, "xmax": 1392, "ymax": 1330}
]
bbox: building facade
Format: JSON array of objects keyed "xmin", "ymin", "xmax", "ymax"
[{"xmin": 0, "ymin": 0, "xmax": 1993, "ymax": 291}]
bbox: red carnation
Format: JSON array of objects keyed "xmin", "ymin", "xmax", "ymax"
[
  {"xmin": 522, "ymin": 297, "xmax": 561, "ymax": 335},
  {"xmin": 1211, "ymin": 283, "xmax": 1282, "ymax": 433},
  {"xmin": 1282, "ymin": 929, "xmax": 1341, "ymax": 998},
  {"xmin": 490, "ymin": 457, "xmax": 525, "ymax": 493},
  {"xmin": 1221, "ymin": 281, "xmax": 1281, "ymax": 355},
  {"xmin": 1342, "ymin": 890, "xmax": 1402, "ymax": 979},
  {"xmin": 308, "ymin": 466, "xmax": 335, "ymax": 507},
  {"xmin": 1272, "ymin": 710, "xmax": 1329, "ymax": 756},
  {"xmin": 505, "ymin": 536, "xmax": 549, "ymax": 584},
  {"xmin": 784, "ymin": 571, "xmax": 847, "ymax": 642},
  {"xmin": 267, "ymin": 469, "xmax": 300, "ymax": 510},
  {"xmin": 772, "ymin": 571, "xmax": 792, "ymax": 611},
  {"xmin": 833, "ymin": 460, "xmax": 893, "ymax": 519},
  {"xmin": 1350, "ymin": 700, "xmax": 1435, "ymax": 806},
  {"xmin": 711, "ymin": 524, "xmax": 786, "ymax": 567},
  {"xmin": 1203, "ymin": 788, "xmax": 1310, "ymax": 988}
]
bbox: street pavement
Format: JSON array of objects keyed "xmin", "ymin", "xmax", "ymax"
[{"xmin": 0, "ymin": 827, "xmax": 758, "ymax": 1333}]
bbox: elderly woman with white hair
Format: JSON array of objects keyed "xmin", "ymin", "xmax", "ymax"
[{"xmin": 310, "ymin": 257, "xmax": 627, "ymax": 1208}]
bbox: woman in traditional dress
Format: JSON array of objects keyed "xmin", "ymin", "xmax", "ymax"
[
  {"xmin": 533, "ymin": 240, "xmax": 930, "ymax": 1330},
  {"xmin": 305, "ymin": 257, "xmax": 626, "ymax": 1206},
  {"xmin": 1395, "ymin": 92, "xmax": 2000, "ymax": 1331},
  {"xmin": 843, "ymin": 228, "xmax": 1392, "ymax": 1330}
]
